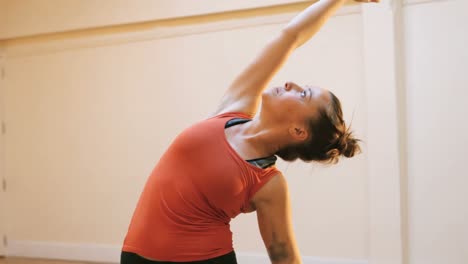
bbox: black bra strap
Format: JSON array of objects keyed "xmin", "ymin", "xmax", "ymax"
[
  {"xmin": 225, "ymin": 118, "xmax": 251, "ymax": 128},
  {"xmin": 225, "ymin": 118, "xmax": 277, "ymax": 169},
  {"xmin": 246, "ymin": 156, "xmax": 277, "ymax": 169}
]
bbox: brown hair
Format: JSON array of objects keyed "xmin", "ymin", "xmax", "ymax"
[{"xmin": 276, "ymin": 91, "xmax": 360, "ymax": 164}]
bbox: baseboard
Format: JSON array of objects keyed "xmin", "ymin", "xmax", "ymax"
[
  {"xmin": 237, "ymin": 252, "xmax": 368, "ymax": 264},
  {"xmin": 8, "ymin": 240, "xmax": 121, "ymax": 263},
  {"xmin": 7, "ymin": 240, "xmax": 368, "ymax": 264}
]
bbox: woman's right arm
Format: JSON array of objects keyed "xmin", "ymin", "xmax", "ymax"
[
  {"xmin": 214, "ymin": 0, "xmax": 379, "ymax": 117},
  {"xmin": 214, "ymin": 0, "xmax": 348, "ymax": 116},
  {"xmin": 252, "ymin": 173, "xmax": 302, "ymax": 264}
]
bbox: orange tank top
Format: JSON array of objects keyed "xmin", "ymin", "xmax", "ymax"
[{"xmin": 122, "ymin": 112, "xmax": 279, "ymax": 261}]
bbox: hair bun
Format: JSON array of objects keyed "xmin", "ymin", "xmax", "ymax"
[
  {"xmin": 319, "ymin": 129, "xmax": 361, "ymax": 164},
  {"xmin": 339, "ymin": 131, "xmax": 361, "ymax": 158}
]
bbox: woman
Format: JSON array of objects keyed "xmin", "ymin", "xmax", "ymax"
[{"xmin": 121, "ymin": 0, "xmax": 378, "ymax": 263}]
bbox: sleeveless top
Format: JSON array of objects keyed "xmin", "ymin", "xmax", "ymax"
[{"xmin": 122, "ymin": 112, "xmax": 279, "ymax": 261}]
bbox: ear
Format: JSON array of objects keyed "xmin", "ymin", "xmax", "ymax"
[{"xmin": 288, "ymin": 126, "xmax": 309, "ymax": 142}]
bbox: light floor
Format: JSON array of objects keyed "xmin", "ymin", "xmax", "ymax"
[{"xmin": 0, "ymin": 257, "xmax": 110, "ymax": 264}]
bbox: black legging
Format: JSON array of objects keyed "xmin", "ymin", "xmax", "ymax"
[{"xmin": 120, "ymin": 251, "xmax": 238, "ymax": 264}]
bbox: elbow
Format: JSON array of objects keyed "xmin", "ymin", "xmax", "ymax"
[
  {"xmin": 271, "ymin": 256, "xmax": 302, "ymax": 264},
  {"xmin": 269, "ymin": 250, "xmax": 302, "ymax": 264},
  {"xmin": 280, "ymin": 28, "xmax": 301, "ymax": 49}
]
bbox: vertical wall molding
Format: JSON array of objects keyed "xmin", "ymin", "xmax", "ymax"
[
  {"xmin": 0, "ymin": 44, "xmax": 7, "ymax": 257},
  {"xmin": 393, "ymin": 1, "xmax": 409, "ymax": 263},
  {"xmin": 362, "ymin": 0, "xmax": 405, "ymax": 264}
]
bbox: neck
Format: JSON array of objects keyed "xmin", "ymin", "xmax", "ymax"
[{"xmin": 230, "ymin": 115, "xmax": 291, "ymax": 158}]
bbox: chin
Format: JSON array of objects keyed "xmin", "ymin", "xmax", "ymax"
[
  {"xmin": 261, "ymin": 90, "xmax": 270, "ymax": 102},
  {"xmin": 262, "ymin": 87, "xmax": 277, "ymax": 99}
]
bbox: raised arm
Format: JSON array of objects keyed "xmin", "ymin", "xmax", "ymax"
[
  {"xmin": 251, "ymin": 173, "xmax": 301, "ymax": 264},
  {"xmin": 215, "ymin": 0, "xmax": 348, "ymax": 116}
]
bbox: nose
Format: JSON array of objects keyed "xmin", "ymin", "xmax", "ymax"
[{"xmin": 284, "ymin": 82, "xmax": 301, "ymax": 92}]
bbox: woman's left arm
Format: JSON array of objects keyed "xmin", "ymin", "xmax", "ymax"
[{"xmin": 252, "ymin": 173, "xmax": 302, "ymax": 264}]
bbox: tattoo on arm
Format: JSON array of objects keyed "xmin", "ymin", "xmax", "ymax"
[{"xmin": 267, "ymin": 232, "xmax": 289, "ymax": 262}]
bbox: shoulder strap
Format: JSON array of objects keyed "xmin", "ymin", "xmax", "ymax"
[
  {"xmin": 225, "ymin": 118, "xmax": 251, "ymax": 128},
  {"xmin": 246, "ymin": 156, "xmax": 277, "ymax": 169}
]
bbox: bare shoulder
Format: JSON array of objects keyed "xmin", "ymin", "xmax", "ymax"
[
  {"xmin": 251, "ymin": 172, "xmax": 288, "ymax": 207},
  {"xmin": 212, "ymin": 100, "xmax": 256, "ymax": 118}
]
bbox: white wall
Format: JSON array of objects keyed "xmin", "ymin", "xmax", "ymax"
[
  {"xmin": 404, "ymin": 0, "xmax": 468, "ymax": 263},
  {"xmin": 2, "ymin": 3, "xmax": 369, "ymax": 263},
  {"xmin": 0, "ymin": 0, "xmax": 7, "ymax": 38},
  {"xmin": 6, "ymin": 0, "xmax": 468, "ymax": 264}
]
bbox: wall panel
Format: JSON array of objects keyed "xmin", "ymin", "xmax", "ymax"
[
  {"xmin": 404, "ymin": 0, "xmax": 468, "ymax": 263},
  {"xmin": 4, "ymin": 9, "xmax": 368, "ymax": 260}
]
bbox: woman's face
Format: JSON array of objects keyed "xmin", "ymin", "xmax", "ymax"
[{"xmin": 261, "ymin": 81, "xmax": 331, "ymax": 128}]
